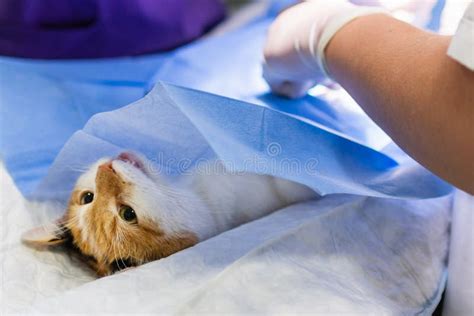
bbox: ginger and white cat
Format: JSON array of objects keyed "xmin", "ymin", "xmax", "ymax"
[{"xmin": 23, "ymin": 152, "xmax": 316, "ymax": 276}]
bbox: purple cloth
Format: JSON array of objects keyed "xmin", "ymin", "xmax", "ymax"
[{"xmin": 0, "ymin": 0, "xmax": 226, "ymax": 59}]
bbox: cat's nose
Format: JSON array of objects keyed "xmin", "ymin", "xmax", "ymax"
[{"xmin": 98, "ymin": 161, "xmax": 115, "ymax": 173}]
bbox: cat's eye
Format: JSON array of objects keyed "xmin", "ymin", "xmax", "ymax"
[
  {"xmin": 80, "ymin": 191, "xmax": 94, "ymax": 205},
  {"xmin": 119, "ymin": 205, "xmax": 137, "ymax": 224}
]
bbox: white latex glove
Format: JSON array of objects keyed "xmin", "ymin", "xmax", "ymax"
[
  {"xmin": 350, "ymin": 0, "xmax": 382, "ymax": 6},
  {"xmin": 263, "ymin": 0, "xmax": 386, "ymax": 98}
]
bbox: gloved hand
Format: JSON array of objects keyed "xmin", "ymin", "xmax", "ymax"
[
  {"xmin": 263, "ymin": 0, "xmax": 386, "ymax": 98},
  {"xmin": 349, "ymin": 0, "xmax": 382, "ymax": 6}
]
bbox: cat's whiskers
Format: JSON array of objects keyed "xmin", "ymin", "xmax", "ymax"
[
  {"xmin": 116, "ymin": 229, "xmax": 128, "ymax": 270},
  {"xmin": 112, "ymin": 242, "xmax": 122, "ymax": 273},
  {"xmin": 150, "ymin": 184, "xmax": 210, "ymax": 206},
  {"xmin": 63, "ymin": 165, "xmax": 90, "ymax": 173},
  {"xmin": 62, "ymin": 215, "xmax": 81, "ymax": 231},
  {"xmin": 36, "ymin": 214, "xmax": 78, "ymax": 237},
  {"xmin": 111, "ymin": 223, "xmax": 127, "ymax": 271},
  {"xmin": 64, "ymin": 214, "xmax": 80, "ymax": 225},
  {"xmin": 104, "ymin": 227, "xmax": 115, "ymax": 264},
  {"xmin": 113, "ymin": 226, "xmax": 128, "ymax": 273},
  {"xmin": 155, "ymin": 185, "xmax": 195, "ymax": 199}
]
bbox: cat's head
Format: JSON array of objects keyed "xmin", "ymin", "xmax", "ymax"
[{"xmin": 22, "ymin": 152, "xmax": 198, "ymax": 277}]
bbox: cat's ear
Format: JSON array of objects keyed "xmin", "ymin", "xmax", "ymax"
[{"xmin": 21, "ymin": 217, "xmax": 70, "ymax": 248}]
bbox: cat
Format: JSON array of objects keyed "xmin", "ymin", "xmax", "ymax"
[{"xmin": 22, "ymin": 152, "xmax": 317, "ymax": 277}]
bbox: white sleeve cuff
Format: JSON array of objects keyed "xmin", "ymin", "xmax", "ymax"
[
  {"xmin": 317, "ymin": 8, "xmax": 388, "ymax": 79},
  {"xmin": 447, "ymin": 3, "xmax": 474, "ymax": 71}
]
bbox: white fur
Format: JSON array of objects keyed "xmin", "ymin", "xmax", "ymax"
[{"xmin": 77, "ymin": 155, "xmax": 317, "ymax": 242}]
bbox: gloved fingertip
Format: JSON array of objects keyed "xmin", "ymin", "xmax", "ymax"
[{"xmin": 271, "ymin": 81, "xmax": 307, "ymax": 99}]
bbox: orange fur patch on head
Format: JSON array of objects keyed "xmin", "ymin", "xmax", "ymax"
[{"xmin": 65, "ymin": 162, "xmax": 197, "ymax": 277}]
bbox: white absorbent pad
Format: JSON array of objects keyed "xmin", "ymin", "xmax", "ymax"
[{"xmin": 1, "ymin": 162, "xmax": 450, "ymax": 315}]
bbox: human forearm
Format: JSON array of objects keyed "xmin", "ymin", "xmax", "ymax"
[{"xmin": 326, "ymin": 14, "xmax": 474, "ymax": 193}]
